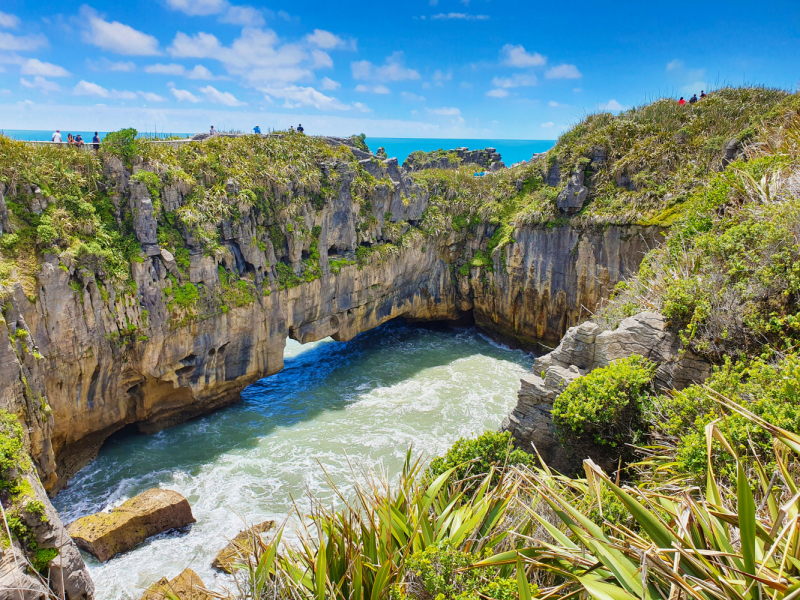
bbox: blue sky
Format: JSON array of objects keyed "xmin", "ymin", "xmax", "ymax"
[{"xmin": 0, "ymin": 0, "xmax": 797, "ymax": 138}]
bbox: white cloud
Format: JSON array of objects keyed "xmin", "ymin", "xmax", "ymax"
[
  {"xmin": 430, "ymin": 13, "xmax": 489, "ymax": 20},
  {"xmin": 20, "ymin": 76, "xmax": 60, "ymax": 93},
  {"xmin": 311, "ymin": 50, "xmax": 333, "ymax": 69},
  {"xmin": 80, "ymin": 6, "xmax": 160, "ymax": 56},
  {"xmin": 21, "ymin": 59, "xmax": 70, "ymax": 77},
  {"xmin": 0, "ymin": 32, "xmax": 47, "ymax": 51},
  {"xmin": 187, "ymin": 65, "xmax": 214, "ymax": 79},
  {"xmin": 259, "ymin": 85, "xmax": 350, "ymax": 110},
  {"xmin": 548, "ymin": 100, "xmax": 560, "ymax": 107},
  {"xmin": 491, "ymin": 72, "xmax": 537, "ymax": 88},
  {"xmin": 401, "ymin": 91, "xmax": 425, "ymax": 101},
  {"xmin": 545, "ymin": 64, "xmax": 581, "ymax": 79},
  {"xmin": 0, "ymin": 11, "xmax": 20, "ymax": 28},
  {"xmin": 168, "ymin": 29, "xmax": 312, "ymax": 86},
  {"xmin": 145, "ymin": 63, "xmax": 216, "ymax": 79},
  {"xmin": 599, "ymin": 99, "xmax": 624, "ymax": 111},
  {"xmin": 540, "ymin": 121, "xmax": 554, "ymax": 128},
  {"xmin": 200, "ymin": 85, "xmax": 246, "ymax": 106},
  {"xmin": 501, "ymin": 44, "xmax": 546, "ymax": 68},
  {"xmin": 221, "ymin": 6, "xmax": 265, "ymax": 27},
  {"xmin": 351, "ymin": 51, "xmax": 420, "ymax": 82},
  {"xmin": 89, "ymin": 58, "xmax": 136, "ymax": 71},
  {"xmin": 666, "ymin": 59, "xmax": 684, "ymax": 71},
  {"xmin": 139, "ymin": 91, "xmax": 167, "ymax": 102},
  {"xmin": 146, "ymin": 63, "xmax": 185, "ymax": 75},
  {"xmin": 72, "ymin": 80, "xmax": 140, "ymax": 100},
  {"xmin": 171, "ymin": 87, "xmax": 201, "ymax": 102},
  {"xmin": 432, "ymin": 69, "xmax": 452, "ymax": 86},
  {"xmin": 319, "ymin": 77, "xmax": 340, "ymax": 90},
  {"xmin": 485, "ymin": 88, "xmax": 509, "ymax": 98},
  {"xmin": 355, "ymin": 84, "xmax": 390, "ymax": 94},
  {"xmin": 305, "ymin": 29, "xmax": 346, "ymax": 50},
  {"xmin": 426, "ymin": 106, "xmax": 460, "ymax": 116},
  {"xmin": 164, "ymin": 0, "xmax": 227, "ymax": 16},
  {"xmin": 353, "ymin": 101, "xmax": 371, "ymax": 113}
]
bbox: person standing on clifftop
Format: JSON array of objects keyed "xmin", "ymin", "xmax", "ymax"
[
  {"xmin": 297, "ymin": 124, "xmax": 304, "ymax": 134},
  {"xmin": 678, "ymin": 97, "xmax": 686, "ymax": 106},
  {"xmin": 92, "ymin": 132, "xmax": 100, "ymax": 152},
  {"xmin": 689, "ymin": 94, "xmax": 698, "ymax": 104},
  {"xmin": 52, "ymin": 129, "xmax": 62, "ymax": 147},
  {"xmin": 700, "ymin": 90, "xmax": 707, "ymax": 99},
  {"xmin": 253, "ymin": 125, "xmax": 261, "ymax": 134}
]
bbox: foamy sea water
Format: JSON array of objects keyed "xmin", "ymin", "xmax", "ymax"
[{"xmin": 53, "ymin": 322, "xmax": 532, "ymax": 600}]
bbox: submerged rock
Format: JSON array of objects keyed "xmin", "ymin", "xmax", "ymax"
[
  {"xmin": 212, "ymin": 520, "xmax": 276, "ymax": 573},
  {"xmin": 139, "ymin": 568, "xmax": 210, "ymax": 600},
  {"xmin": 67, "ymin": 489, "xmax": 195, "ymax": 562}
]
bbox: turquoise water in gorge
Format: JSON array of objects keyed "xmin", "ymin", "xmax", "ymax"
[{"xmin": 53, "ymin": 321, "xmax": 533, "ymax": 600}]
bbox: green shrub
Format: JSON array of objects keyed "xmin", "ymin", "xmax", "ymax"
[
  {"xmin": 32, "ymin": 547, "xmax": 58, "ymax": 572},
  {"xmin": 552, "ymin": 355, "xmax": 657, "ymax": 446},
  {"xmin": 393, "ymin": 543, "xmax": 525, "ymax": 600},
  {"xmin": 101, "ymin": 127, "xmax": 139, "ymax": 166},
  {"xmin": 172, "ymin": 283, "xmax": 198, "ymax": 309},
  {"xmin": 350, "ymin": 133, "xmax": 369, "ymax": 153},
  {"xmin": 655, "ymin": 353, "xmax": 800, "ymax": 482},
  {"xmin": 427, "ymin": 430, "xmax": 535, "ymax": 491},
  {"xmin": 0, "ymin": 233, "xmax": 19, "ymax": 250}
]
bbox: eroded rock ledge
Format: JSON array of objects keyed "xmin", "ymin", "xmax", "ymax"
[{"xmin": 502, "ymin": 311, "xmax": 711, "ymax": 473}]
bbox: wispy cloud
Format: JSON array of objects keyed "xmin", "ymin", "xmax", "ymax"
[
  {"xmin": 21, "ymin": 76, "xmax": 60, "ymax": 93},
  {"xmin": 430, "ymin": 13, "xmax": 489, "ymax": 20},
  {"xmin": 491, "ymin": 72, "xmax": 537, "ymax": 88},
  {"xmin": 355, "ymin": 84, "xmax": 391, "ymax": 94},
  {"xmin": 0, "ymin": 11, "xmax": 21, "ymax": 28},
  {"xmin": 73, "ymin": 80, "xmax": 163, "ymax": 101},
  {"xmin": 351, "ymin": 51, "xmax": 420, "ymax": 82},
  {"xmin": 200, "ymin": 85, "xmax": 246, "ymax": 106},
  {"xmin": 545, "ymin": 64, "xmax": 581, "ymax": 79},
  {"xmin": 0, "ymin": 31, "xmax": 47, "ymax": 51},
  {"xmin": 426, "ymin": 106, "xmax": 460, "ymax": 115},
  {"xmin": 485, "ymin": 88, "xmax": 509, "ymax": 98},
  {"xmin": 501, "ymin": 44, "xmax": 546, "ymax": 68},
  {"xmin": 540, "ymin": 121, "xmax": 554, "ymax": 128},
  {"xmin": 79, "ymin": 6, "xmax": 160, "ymax": 56},
  {"xmin": 171, "ymin": 87, "xmax": 201, "ymax": 102},
  {"xmin": 21, "ymin": 59, "xmax": 70, "ymax": 77}
]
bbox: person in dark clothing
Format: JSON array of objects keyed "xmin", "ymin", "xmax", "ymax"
[
  {"xmin": 297, "ymin": 124, "xmax": 304, "ymax": 133},
  {"xmin": 92, "ymin": 132, "xmax": 100, "ymax": 152},
  {"xmin": 700, "ymin": 90, "xmax": 707, "ymax": 99},
  {"xmin": 75, "ymin": 134, "xmax": 85, "ymax": 148},
  {"xmin": 689, "ymin": 94, "xmax": 698, "ymax": 104}
]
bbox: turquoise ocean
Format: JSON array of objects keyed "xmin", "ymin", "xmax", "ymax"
[{"xmin": 1, "ymin": 130, "xmax": 555, "ymax": 165}]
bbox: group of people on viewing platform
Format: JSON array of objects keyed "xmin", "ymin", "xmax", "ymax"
[
  {"xmin": 50, "ymin": 130, "xmax": 100, "ymax": 150},
  {"xmin": 678, "ymin": 90, "xmax": 707, "ymax": 105},
  {"xmin": 207, "ymin": 123, "xmax": 305, "ymax": 136}
]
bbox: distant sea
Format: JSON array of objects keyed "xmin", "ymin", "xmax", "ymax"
[
  {"xmin": 365, "ymin": 138, "xmax": 556, "ymax": 166},
  {"xmin": 1, "ymin": 130, "xmax": 556, "ymax": 166}
]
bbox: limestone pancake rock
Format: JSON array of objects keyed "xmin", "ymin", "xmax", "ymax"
[{"xmin": 67, "ymin": 489, "xmax": 195, "ymax": 562}]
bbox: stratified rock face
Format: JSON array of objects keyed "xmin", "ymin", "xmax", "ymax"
[
  {"xmin": 468, "ymin": 225, "xmax": 662, "ymax": 348},
  {"xmin": 501, "ymin": 312, "xmax": 711, "ymax": 473},
  {"xmin": 67, "ymin": 489, "xmax": 195, "ymax": 562},
  {"xmin": 0, "ymin": 543, "xmax": 50, "ymax": 600},
  {"xmin": 212, "ymin": 520, "xmax": 275, "ymax": 573},
  {"xmin": 403, "ymin": 147, "xmax": 504, "ymax": 172},
  {"xmin": 140, "ymin": 568, "xmax": 210, "ymax": 600}
]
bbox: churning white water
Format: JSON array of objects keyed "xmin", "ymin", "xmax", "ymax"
[{"xmin": 53, "ymin": 321, "xmax": 533, "ymax": 600}]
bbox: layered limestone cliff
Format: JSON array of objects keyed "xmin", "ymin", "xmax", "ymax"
[{"xmin": 0, "ymin": 141, "xmax": 660, "ymax": 500}]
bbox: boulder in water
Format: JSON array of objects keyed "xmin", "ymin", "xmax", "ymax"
[
  {"xmin": 139, "ymin": 568, "xmax": 210, "ymax": 600},
  {"xmin": 67, "ymin": 489, "xmax": 195, "ymax": 562},
  {"xmin": 212, "ymin": 520, "xmax": 276, "ymax": 573}
]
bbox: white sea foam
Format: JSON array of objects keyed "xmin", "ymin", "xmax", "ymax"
[{"xmin": 53, "ymin": 322, "xmax": 533, "ymax": 600}]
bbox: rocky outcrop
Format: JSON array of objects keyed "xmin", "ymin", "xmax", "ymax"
[
  {"xmin": 0, "ymin": 471, "xmax": 93, "ymax": 600},
  {"xmin": 467, "ymin": 225, "xmax": 662, "ymax": 348},
  {"xmin": 66, "ymin": 489, "xmax": 195, "ymax": 562},
  {"xmin": 140, "ymin": 568, "xmax": 210, "ymax": 600},
  {"xmin": 502, "ymin": 312, "xmax": 710, "ymax": 472},
  {"xmin": 403, "ymin": 147, "xmax": 504, "ymax": 172},
  {"xmin": 212, "ymin": 520, "xmax": 275, "ymax": 573},
  {"xmin": 556, "ymin": 170, "xmax": 589, "ymax": 214}
]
